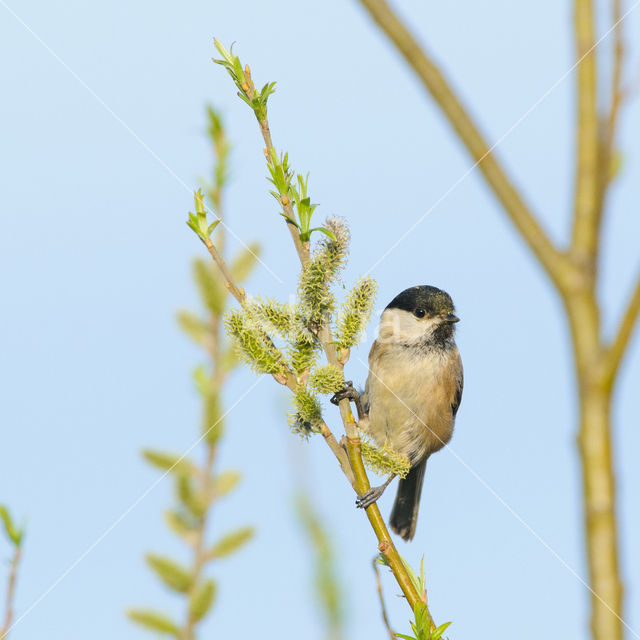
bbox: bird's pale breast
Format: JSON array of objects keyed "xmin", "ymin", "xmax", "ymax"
[{"xmin": 362, "ymin": 341, "xmax": 461, "ymax": 464}]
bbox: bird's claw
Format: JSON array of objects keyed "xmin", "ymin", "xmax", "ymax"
[
  {"xmin": 355, "ymin": 486, "xmax": 386, "ymax": 509},
  {"xmin": 330, "ymin": 381, "xmax": 360, "ymax": 406}
]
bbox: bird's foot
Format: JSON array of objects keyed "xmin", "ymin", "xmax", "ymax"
[
  {"xmin": 355, "ymin": 486, "xmax": 386, "ymax": 509},
  {"xmin": 355, "ymin": 474, "xmax": 396, "ymax": 509},
  {"xmin": 330, "ymin": 381, "xmax": 360, "ymax": 406}
]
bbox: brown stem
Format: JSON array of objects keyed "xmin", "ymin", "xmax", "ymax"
[
  {"xmin": 320, "ymin": 422, "xmax": 356, "ymax": 488},
  {"xmin": 595, "ymin": 0, "xmax": 627, "ymax": 241},
  {"xmin": 372, "ymin": 556, "xmax": 396, "ymax": 640},
  {"xmin": 345, "ymin": 436, "xmax": 422, "ymax": 609},
  {"xmin": 576, "ymin": 384, "xmax": 622, "ymax": 640},
  {"xmin": 571, "ymin": 0, "xmax": 600, "ymax": 264},
  {"xmin": 181, "ymin": 444, "xmax": 216, "ymax": 640},
  {"xmin": 244, "ymin": 64, "xmax": 308, "ymax": 265},
  {"xmin": 0, "ymin": 546, "xmax": 22, "ymax": 640},
  {"xmin": 603, "ymin": 270, "xmax": 640, "ymax": 387},
  {"xmin": 203, "ymin": 237, "xmax": 246, "ymax": 304}
]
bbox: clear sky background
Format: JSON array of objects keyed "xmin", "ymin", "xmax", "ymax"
[{"xmin": 1, "ymin": 1, "xmax": 639, "ymax": 639}]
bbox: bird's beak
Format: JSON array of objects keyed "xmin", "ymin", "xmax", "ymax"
[{"xmin": 444, "ymin": 313, "xmax": 460, "ymax": 323}]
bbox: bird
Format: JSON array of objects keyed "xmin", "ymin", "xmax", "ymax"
[{"xmin": 332, "ymin": 285, "xmax": 463, "ymax": 541}]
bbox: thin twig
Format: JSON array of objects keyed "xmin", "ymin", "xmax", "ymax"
[
  {"xmin": 372, "ymin": 556, "xmax": 396, "ymax": 640},
  {"xmin": 202, "ymin": 237, "xmax": 246, "ymax": 304},
  {"xmin": 243, "ymin": 64, "xmax": 309, "ymax": 265},
  {"xmin": 212, "ymin": 44, "xmax": 425, "ymax": 614},
  {"xmin": 603, "ymin": 270, "xmax": 640, "ymax": 386},
  {"xmin": 595, "ymin": 0, "xmax": 627, "ymax": 234},
  {"xmin": 571, "ymin": 0, "xmax": 600, "ymax": 263},
  {"xmin": 1, "ymin": 546, "xmax": 22, "ymax": 640},
  {"xmin": 181, "ymin": 443, "xmax": 216, "ymax": 640},
  {"xmin": 320, "ymin": 422, "xmax": 356, "ymax": 488}
]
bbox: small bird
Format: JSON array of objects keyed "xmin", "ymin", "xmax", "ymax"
[{"xmin": 333, "ymin": 285, "xmax": 463, "ymax": 541}]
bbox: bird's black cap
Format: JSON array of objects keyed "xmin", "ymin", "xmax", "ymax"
[{"xmin": 386, "ymin": 285, "xmax": 456, "ymax": 317}]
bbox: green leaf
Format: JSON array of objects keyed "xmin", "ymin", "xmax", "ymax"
[
  {"xmin": 176, "ymin": 475, "xmax": 206, "ymax": 517},
  {"xmin": 230, "ymin": 242, "xmax": 260, "ymax": 282},
  {"xmin": 0, "ymin": 505, "xmax": 22, "ymax": 546},
  {"xmin": 403, "ymin": 559, "xmax": 422, "ymax": 598},
  {"xmin": 431, "ymin": 621, "xmax": 452, "ymax": 640},
  {"xmin": 208, "ymin": 526, "xmax": 255, "ymax": 559},
  {"xmin": 127, "ymin": 609, "xmax": 179, "ymax": 636},
  {"xmin": 177, "ymin": 310, "xmax": 211, "ymax": 348},
  {"xmin": 142, "ymin": 449, "xmax": 194, "ymax": 475},
  {"xmin": 213, "ymin": 39, "xmax": 234, "ymax": 66},
  {"xmin": 280, "ymin": 211, "xmax": 301, "ymax": 229},
  {"xmin": 187, "ymin": 212, "xmax": 204, "ymax": 239},
  {"xmin": 220, "ymin": 345, "xmax": 240, "ymax": 373},
  {"xmin": 207, "ymin": 219, "xmax": 221, "ymax": 237},
  {"xmin": 212, "ymin": 470, "xmax": 241, "ymax": 498},
  {"xmin": 193, "ymin": 258, "xmax": 226, "ymax": 314},
  {"xmin": 189, "ymin": 579, "xmax": 217, "ymax": 622},
  {"xmin": 307, "ymin": 226, "xmax": 336, "ymax": 241},
  {"xmin": 146, "ymin": 554, "xmax": 193, "ymax": 593},
  {"xmin": 164, "ymin": 510, "xmax": 198, "ymax": 545}
]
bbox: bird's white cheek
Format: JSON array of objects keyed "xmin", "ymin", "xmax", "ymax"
[{"xmin": 377, "ymin": 309, "xmax": 439, "ymax": 344}]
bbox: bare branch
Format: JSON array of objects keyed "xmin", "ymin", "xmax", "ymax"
[
  {"xmin": 372, "ymin": 556, "xmax": 396, "ymax": 640},
  {"xmin": 603, "ymin": 270, "xmax": 640, "ymax": 385},
  {"xmin": 357, "ymin": 0, "xmax": 568, "ymax": 288},
  {"xmin": 595, "ymin": 0, "xmax": 627, "ymax": 233},
  {"xmin": 320, "ymin": 423, "xmax": 355, "ymax": 488},
  {"xmin": 606, "ymin": 0, "xmax": 625, "ymax": 161},
  {"xmin": 0, "ymin": 546, "xmax": 22, "ymax": 640},
  {"xmin": 202, "ymin": 237, "xmax": 246, "ymax": 305},
  {"xmin": 571, "ymin": 0, "xmax": 600, "ymax": 262}
]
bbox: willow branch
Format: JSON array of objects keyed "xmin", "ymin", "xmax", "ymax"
[
  {"xmin": 182, "ymin": 444, "xmax": 216, "ymax": 640},
  {"xmin": 596, "ymin": 0, "xmax": 626, "ymax": 232},
  {"xmin": 183, "ymin": 200, "xmax": 228, "ymax": 640},
  {"xmin": 345, "ymin": 436, "xmax": 422, "ymax": 609},
  {"xmin": 245, "ymin": 82, "xmax": 424, "ymax": 615},
  {"xmin": 200, "ymin": 236, "xmax": 299, "ymax": 391},
  {"xmin": 320, "ymin": 422, "xmax": 356, "ymax": 488},
  {"xmin": 214, "ymin": 43, "xmax": 427, "ymax": 618},
  {"xmin": 372, "ymin": 557, "xmax": 396, "ymax": 640},
  {"xmin": 606, "ymin": 0, "xmax": 625, "ymax": 161},
  {"xmin": 318, "ymin": 306, "xmax": 423, "ymax": 609},
  {"xmin": 603, "ymin": 270, "xmax": 640, "ymax": 385},
  {"xmin": 571, "ymin": 0, "xmax": 600, "ymax": 264},
  {"xmin": 0, "ymin": 546, "xmax": 21, "ymax": 640},
  {"xmin": 243, "ymin": 65, "xmax": 309, "ymax": 265},
  {"xmin": 202, "ymin": 237, "xmax": 246, "ymax": 304},
  {"xmin": 357, "ymin": 0, "xmax": 567, "ymax": 288}
]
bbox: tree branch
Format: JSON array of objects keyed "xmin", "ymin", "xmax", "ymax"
[
  {"xmin": 357, "ymin": 0, "xmax": 567, "ymax": 288},
  {"xmin": 571, "ymin": 0, "xmax": 600, "ymax": 265},
  {"xmin": 320, "ymin": 422, "xmax": 356, "ymax": 488},
  {"xmin": 372, "ymin": 556, "xmax": 396, "ymax": 640},
  {"xmin": 603, "ymin": 270, "xmax": 640, "ymax": 385},
  {"xmin": 213, "ymin": 40, "xmax": 427, "ymax": 619},
  {"xmin": 202, "ymin": 237, "xmax": 246, "ymax": 304},
  {"xmin": 0, "ymin": 546, "xmax": 21, "ymax": 640},
  {"xmin": 595, "ymin": 0, "xmax": 626, "ymax": 235},
  {"xmin": 243, "ymin": 65, "xmax": 310, "ymax": 265}
]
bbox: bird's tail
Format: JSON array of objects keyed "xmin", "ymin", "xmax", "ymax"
[{"xmin": 389, "ymin": 458, "xmax": 427, "ymax": 542}]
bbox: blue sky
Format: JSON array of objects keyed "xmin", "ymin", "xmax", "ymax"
[{"xmin": 1, "ymin": 1, "xmax": 639, "ymax": 639}]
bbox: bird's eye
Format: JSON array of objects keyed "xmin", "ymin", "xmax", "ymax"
[{"xmin": 414, "ymin": 308, "xmax": 426, "ymax": 318}]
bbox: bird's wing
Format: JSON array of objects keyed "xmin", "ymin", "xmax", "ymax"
[{"xmin": 451, "ymin": 350, "xmax": 463, "ymax": 418}]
